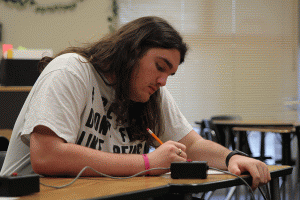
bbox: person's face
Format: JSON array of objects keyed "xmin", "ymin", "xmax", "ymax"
[{"xmin": 130, "ymin": 48, "xmax": 181, "ymax": 102}]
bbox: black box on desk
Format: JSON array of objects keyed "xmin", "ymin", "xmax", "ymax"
[
  {"xmin": 171, "ymin": 161, "xmax": 208, "ymax": 179},
  {"xmin": 0, "ymin": 174, "xmax": 40, "ymax": 196}
]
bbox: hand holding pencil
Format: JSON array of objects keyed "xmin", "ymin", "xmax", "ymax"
[
  {"xmin": 145, "ymin": 128, "xmax": 188, "ymax": 175},
  {"xmin": 147, "ymin": 128, "xmax": 164, "ymax": 145}
]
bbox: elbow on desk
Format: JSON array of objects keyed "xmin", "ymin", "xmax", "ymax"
[
  {"xmin": 30, "ymin": 144, "xmax": 73, "ymax": 176},
  {"xmin": 31, "ymin": 154, "xmax": 64, "ymax": 176},
  {"xmin": 30, "ymin": 126, "xmax": 72, "ymax": 176},
  {"xmin": 31, "ymin": 158, "xmax": 47, "ymax": 175}
]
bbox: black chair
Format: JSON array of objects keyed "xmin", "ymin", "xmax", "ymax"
[
  {"xmin": 210, "ymin": 115, "xmax": 252, "ymax": 156},
  {"xmin": 210, "ymin": 115, "xmax": 240, "ymax": 148},
  {"xmin": 196, "ymin": 115, "xmax": 242, "ymax": 148},
  {"xmin": 0, "ymin": 151, "xmax": 6, "ymax": 171},
  {"xmin": 197, "ymin": 119, "xmax": 218, "ymax": 142},
  {"xmin": 0, "ymin": 136, "xmax": 9, "ymax": 171},
  {"xmin": 196, "ymin": 116, "xmax": 258, "ymax": 199},
  {"xmin": 196, "ymin": 116, "xmax": 271, "ymax": 199},
  {"xmin": 0, "ymin": 136, "xmax": 9, "ymax": 151},
  {"xmin": 195, "ymin": 116, "xmax": 243, "ymax": 200}
]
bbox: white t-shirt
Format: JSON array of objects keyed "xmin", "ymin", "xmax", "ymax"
[{"xmin": 0, "ymin": 53, "xmax": 193, "ymax": 176}]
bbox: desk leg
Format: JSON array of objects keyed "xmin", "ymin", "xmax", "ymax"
[
  {"xmin": 260, "ymin": 132, "xmax": 266, "ymax": 161},
  {"xmin": 280, "ymin": 134, "xmax": 292, "ymax": 200},
  {"xmin": 297, "ymin": 131, "xmax": 300, "ymax": 183},
  {"xmin": 270, "ymin": 177, "xmax": 281, "ymax": 200},
  {"xmin": 236, "ymin": 131, "xmax": 241, "ymax": 150},
  {"xmin": 224, "ymin": 126, "xmax": 230, "ymax": 148},
  {"xmin": 281, "ymin": 134, "xmax": 291, "ymax": 165}
]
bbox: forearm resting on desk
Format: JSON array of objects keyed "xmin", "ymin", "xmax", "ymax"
[
  {"xmin": 30, "ymin": 126, "xmax": 147, "ymax": 177},
  {"xmin": 186, "ymin": 138, "xmax": 231, "ymax": 170}
]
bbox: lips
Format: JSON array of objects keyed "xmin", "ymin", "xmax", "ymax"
[{"xmin": 148, "ymin": 85, "xmax": 157, "ymax": 94}]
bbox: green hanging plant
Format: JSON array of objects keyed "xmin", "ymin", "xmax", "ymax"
[
  {"xmin": 0, "ymin": 0, "xmax": 36, "ymax": 10},
  {"xmin": 35, "ymin": 0, "xmax": 84, "ymax": 14},
  {"xmin": 107, "ymin": 0, "xmax": 118, "ymax": 33},
  {"xmin": 0, "ymin": 0, "xmax": 84, "ymax": 14}
]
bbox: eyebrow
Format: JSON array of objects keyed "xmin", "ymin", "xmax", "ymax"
[{"xmin": 158, "ymin": 57, "xmax": 176, "ymax": 76}]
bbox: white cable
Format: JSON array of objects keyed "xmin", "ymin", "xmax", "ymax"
[
  {"xmin": 40, "ymin": 166, "xmax": 170, "ymax": 189},
  {"xmin": 209, "ymin": 167, "xmax": 257, "ymax": 200},
  {"xmin": 40, "ymin": 165, "xmax": 270, "ymax": 200}
]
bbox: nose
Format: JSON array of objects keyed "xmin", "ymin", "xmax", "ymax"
[{"xmin": 157, "ymin": 75, "xmax": 168, "ymax": 87}]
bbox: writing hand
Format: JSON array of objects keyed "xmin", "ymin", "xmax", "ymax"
[{"xmin": 147, "ymin": 140, "xmax": 187, "ymax": 175}]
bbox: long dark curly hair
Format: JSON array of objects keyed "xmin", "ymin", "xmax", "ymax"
[{"xmin": 38, "ymin": 16, "xmax": 188, "ymax": 147}]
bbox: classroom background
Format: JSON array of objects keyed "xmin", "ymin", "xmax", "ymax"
[{"xmin": 0, "ymin": 1, "xmax": 299, "ymax": 198}]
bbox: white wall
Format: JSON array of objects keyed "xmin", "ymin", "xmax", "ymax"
[
  {"xmin": 1, "ymin": 0, "xmax": 299, "ymax": 126},
  {"xmin": 0, "ymin": 0, "xmax": 111, "ymax": 55},
  {"xmin": 165, "ymin": 0, "xmax": 299, "ymax": 125}
]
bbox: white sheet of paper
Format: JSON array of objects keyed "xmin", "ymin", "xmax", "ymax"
[
  {"xmin": 164, "ymin": 169, "xmax": 226, "ymax": 176},
  {"xmin": 207, "ymin": 169, "xmax": 226, "ymax": 174}
]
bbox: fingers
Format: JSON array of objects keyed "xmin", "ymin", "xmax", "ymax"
[
  {"xmin": 177, "ymin": 148, "xmax": 183, "ymax": 156},
  {"xmin": 250, "ymin": 162, "xmax": 271, "ymax": 190},
  {"xmin": 164, "ymin": 140, "xmax": 187, "ymax": 160},
  {"xmin": 176, "ymin": 148, "xmax": 187, "ymax": 160},
  {"xmin": 147, "ymin": 141, "xmax": 188, "ymax": 175},
  {"xmin": 154, "ymin": 140, "xmax": 187, "ymax": 162},
  {"xmin": 228, "ymin": 156, "xmax": 271, "ymax": 190},
  {"xmin": 166, "ymin": 140, "xmax": 186, "ymax": 152},
  {"xmin": 229, "ymin": 165, "xmax": 242, "ymax": 176}
]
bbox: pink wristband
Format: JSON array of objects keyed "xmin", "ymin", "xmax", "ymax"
[{"xmin": 142, "ymin": 154, "xmax": 150, "ymax": 175}]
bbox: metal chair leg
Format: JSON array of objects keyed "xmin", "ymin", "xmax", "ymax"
[{"xmin": 224, "ymin": 186, "xmax": 236, "ymax": 200}]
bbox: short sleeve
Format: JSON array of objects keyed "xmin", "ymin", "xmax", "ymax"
[
  {"xmin": 159, "ymin": 87, "xmax": 193, "ymax": 142},
  {"xmin": 21, "ymin": 56, "xmax": 90, "ymax": 145}
]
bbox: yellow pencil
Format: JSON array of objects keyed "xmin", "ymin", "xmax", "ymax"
[{"xmin": 147, "ymin": 128, "xmax": 164, "ymax": 145}]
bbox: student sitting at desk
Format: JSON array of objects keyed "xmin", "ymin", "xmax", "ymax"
[{"xmin": 0, "ymin": 16, "xmax": 270, "ymax": 190}]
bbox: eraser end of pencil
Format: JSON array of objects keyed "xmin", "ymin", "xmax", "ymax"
[{"xmin": 146, "ymin": 128, "xmax": 149, "ymax": 131}]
